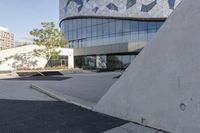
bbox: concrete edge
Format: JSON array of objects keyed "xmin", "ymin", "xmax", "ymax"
[{"xmin": 30, "ymin": 84, "xmax": 94, "ymax": 110}]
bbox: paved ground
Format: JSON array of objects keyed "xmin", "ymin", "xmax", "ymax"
[
  {"xmin": 0, "ymin": 80, "xmax": 54, "ymax": 101},
  {"xmin": 0, "ymin": 78, "xmax": 128, "ymax": 133},
  {"xmin": 0, "ymin": 72, "xmax": 169, "ymax": 133},
  {"xmin": 2, "ymin": 72, "xmax": 121, "ymax": 104},
  {"xmin": 0, "ymin": 99, "xmax": 128, "ymax": 133},
  {"xmin": 37, "ymin": 72, "xmax": 121, "ymax": 103},
  {"xmin": 102, "ymin": 123, "xmax": 167, "ymax": 133}
]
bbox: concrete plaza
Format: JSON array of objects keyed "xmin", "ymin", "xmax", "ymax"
[{"xmin": 0, "ymin": 71, "xmax": 167, "ymax": 133}]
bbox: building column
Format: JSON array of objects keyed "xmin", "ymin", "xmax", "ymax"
[
  {"xmin": 68, "ymin": 55, "xmax": 74, "ymax": 69},
  {"xmin": 96, "ymin": 55, "xmax": 107, "ymax": 69}
]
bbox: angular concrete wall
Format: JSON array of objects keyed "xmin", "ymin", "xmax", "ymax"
[
  {"xmin": 0, "ymin": 45, "xmax": 74, "ymax": 70},
  {"xmin": 0, "ymin": 45, "xmax": 47, "ymax": 70},
  {"xmin": 95, "ymin": 0, "xmax": 200, "ymax": 133}
]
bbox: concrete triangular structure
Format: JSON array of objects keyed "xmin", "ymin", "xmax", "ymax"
[{"xmin": 94, "ymin": 0, "xmax": 200, "ymax": 133}]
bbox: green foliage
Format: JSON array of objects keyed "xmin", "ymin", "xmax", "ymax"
[{"xmin": 30, "ymin": 22, "xmax": 67, "ymax": 61}]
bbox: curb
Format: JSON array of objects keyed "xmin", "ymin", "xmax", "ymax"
[{"xmin": 30, "ymin": 84, "xmax": 94, "ymax": 110}]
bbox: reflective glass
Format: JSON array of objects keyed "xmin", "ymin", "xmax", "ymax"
[
  {"xmin": 61, "ymin": 18, "xmax": 164, "ymax": 48},
  {"xmin": 123, "ymin": 21, "xmax": 131, "ymax": 33}
]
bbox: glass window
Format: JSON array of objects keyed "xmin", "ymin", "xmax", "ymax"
[
  {"xmin": 72, "ymin": 30, "xmax": 77, "ymax": 40},
  {"xmin": 130, "ymin": 55, "xmax": 136, "ymax": 61},
  {"xmin": 87, "ymin": 19, "xmax": 92, "ymax": 27},
  {"xmin": 78, "ymin": 29, "xmax": 82, "ymax": 39},
  {"xmin": 63, "ymin": 22, "xmax": 68, "ymax": 32},
  {"xmin": 92, "ymin": 19, "xmax": 97, "ymax": 26},
  {"xmin": 123, "ymin": 32, "xmax": 131, "ymax": 42},
  {"xmin": 148, "ymin": 29, "xmax": 157, "ymax": 40},
  {"xmin": 82, "ymin": 27, "xmax": 87, "ymax": 38},
  {"xmin": 139, "ymin": 30, "xmax": 148, "ymax": 41},
  {"xmin": 123, "ymin": 20, "xmax": 131, "ymax": 33},
  {"xmin": 72, "ymin": 19, "xmax": 76, "ymax": 30},
  {"xmin": 77, "ymin": 19, "xmax": 82, "ymax": 28},
  {"xmin": 130, "ymin": 31, "xmax": 138, "ymax": 41},
  {"xmin": 97, "ymin": 24, "xmax": 103, "ymax": 36},
  {"xmin": 96, "ymin": 19, "xmax": 103, "ymax": 24},
  {"xmin": 68, "ymin": 31, "xmax": 73, "ymax": 40},
  {"xmin": 61, "ymin": 19, "xmax": 165, "ymax": 48},
  {"xmin": 139, "ymin": 21, "xmax": 148, "ymax": 31},
  {"xmin": 102, "ymin": 19, "xmax": 109, "ymax": 23},
  {"xmin": 109, "ymin": 21, "xmax": 116, "ymax": 35},
  {"xmin": 86, "ymin": 27, "xmax": 92, "ymax": 37},
  {"xmin": 103, "ymin": 23, "xmax": 109, "ymax": 36},
  {"xmin": 116, "ymin": 20, "xmax": 123, "ymax": 33},
  {"xmin": 107, "ymin": 55, "xmax": 123, "ymax": 69},
  {"xmin": 148, "ymin": 22, "xmax": 157, "ymax": 30},
  {"xmin": 122, "ymin": 55, "xmax": 131, "ymax": 67},
  {"xmin": 81, "ymin": 19, "xmax": 87, "ymax": 28},
  {"xmin": 157, "ymin": 22, "xmax": 163, "ymax": 30},
  {"xmin": 68, "ymin": 20, "xmax": 73, "ymax": 30},
  {"xmin": 92, "ymin": 25, "xmax": 98, "ymax": 37},
  {"xmin": 130, "ymin": 21, "xmax": 138, "ymax": 32}
]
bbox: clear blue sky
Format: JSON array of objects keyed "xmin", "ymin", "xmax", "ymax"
[{"xmin": 0, "ymin": 0, "xmax": 59, "ymax": 42}]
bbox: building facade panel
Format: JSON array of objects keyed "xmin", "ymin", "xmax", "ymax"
[{"xmin": 60, "ymin": 0, "xmax": 182, "ymax": 21}]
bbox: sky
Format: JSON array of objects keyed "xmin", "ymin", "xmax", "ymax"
[{"xmin": 0, "ymin": 0, "xmax": 59, "ymax": 43}]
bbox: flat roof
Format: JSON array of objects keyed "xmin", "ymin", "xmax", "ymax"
[{"xmin": 0, "ymin": 27, "xmax": 8, "ymax": 32}]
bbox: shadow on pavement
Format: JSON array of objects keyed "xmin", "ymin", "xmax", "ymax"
[
  {"xmin": 1, "ymin": 76, "xmax": 71, "ymax": 81},
  {"xmin": 0, "ymin": 99, "xmax": 128, "ymax": 133}
]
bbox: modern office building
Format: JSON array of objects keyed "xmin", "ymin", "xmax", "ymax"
[
  {"xmin": 59, "ymin": 0, "xmax": 182, "ymax": 70},
  {"xmin": 0, "ymin": 27, "xmax": 15, "ymax": 50}
]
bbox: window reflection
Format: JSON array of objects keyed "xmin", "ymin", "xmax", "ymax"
[{"xmin": 61, "ymin": 18, "xmax": 164, "ymax": 48}]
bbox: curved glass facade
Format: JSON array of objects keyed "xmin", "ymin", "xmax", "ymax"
[{"xmin": 60, "ymin": 18, "xmax": 164, "ymax": 48}]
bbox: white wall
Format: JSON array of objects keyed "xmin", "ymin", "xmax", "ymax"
[
  {"xmin": 59, "ymin": 48, "xmax": 74, "ymax": 69},
  {"xmin": 0, "ymin": 45, "xmax": 74, "ymax": 71}
]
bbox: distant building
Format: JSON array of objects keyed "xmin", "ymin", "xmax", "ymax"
[{"xmin": 0, "ymin": 27, "xmax": 15, "ymax": 50}]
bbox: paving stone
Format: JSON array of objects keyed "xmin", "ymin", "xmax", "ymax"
[
  {"xmin": 103, "ymin": 127, "xmax": 131, "ymax": 133},
  {"xmin": 121, "ymin": 123, "xmax": 157, "ymax": 133}
]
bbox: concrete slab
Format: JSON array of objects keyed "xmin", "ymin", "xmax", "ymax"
[
  {"xmin": 30, "ymin": 84, "xmax": 95, "ymax": 109},
  {"xmin": 95, "ymin": 0, "xmax": 200, "ymax": 133},
  {"xmin": 121, "ymin": 123, "xmax": 160, "ymax": 133},
  {"xmin": 34, "ymin": 72, "xmax": 121, "ymax": 103},
  {"xmin": 102, "ymin": 127, "xmax": 130, "ymax": 133},
  {"xmin": 103, "ymin": 122, "xmax": 166, "ymax": 133},
  {"xmin": 0, "ymin": 72, "xmax": 121, "ymax": 104},
  {"xmin": 0, "ymin": 80, "xmax": 54, "ymax": 101}
]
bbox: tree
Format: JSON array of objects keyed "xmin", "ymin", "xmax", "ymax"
[{"xmin": 30, "ymin": 22, "xmax": 67, "ymax": 67}]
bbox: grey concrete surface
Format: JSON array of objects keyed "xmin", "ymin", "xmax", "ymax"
[
  {"xmin": 0, "ymin": 72, "xmax": 128, "ymax": 133},
  {"xmin": 0, "ymin": 80, "xmax": 54, "ymax": 101},
  {"xmin": 0, "ymin": 72, "xmax": 121, "ymax": 103},
  {"xmin": 102, "ymin": 127, "xmax": 130, "ymax": 133},
  {"xmin": 103, "ymin": 123, "xmax": 167, "ymax": 133},
  {"xmin": 34, "ymin": 72, "xmax": 121, "ymax": 104},
  {"xmin": 95, "ymin": 0, "xmax": 200, "ymax": 133},
  {"xmin": 0, "ymin": 99, "xmax": 127, "ymax": 133},
  {"xmin": 30, "ymin": 84, "xmax": 95, "ymax": 109},
  {"xmin": 0, "ymin": 72, "xmax": 169, "ymax": 133}
]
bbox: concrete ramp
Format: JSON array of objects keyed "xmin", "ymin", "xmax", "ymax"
[{"xmin": 94, "ymin": 0, "xmax": 200, "ymax": 133}]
